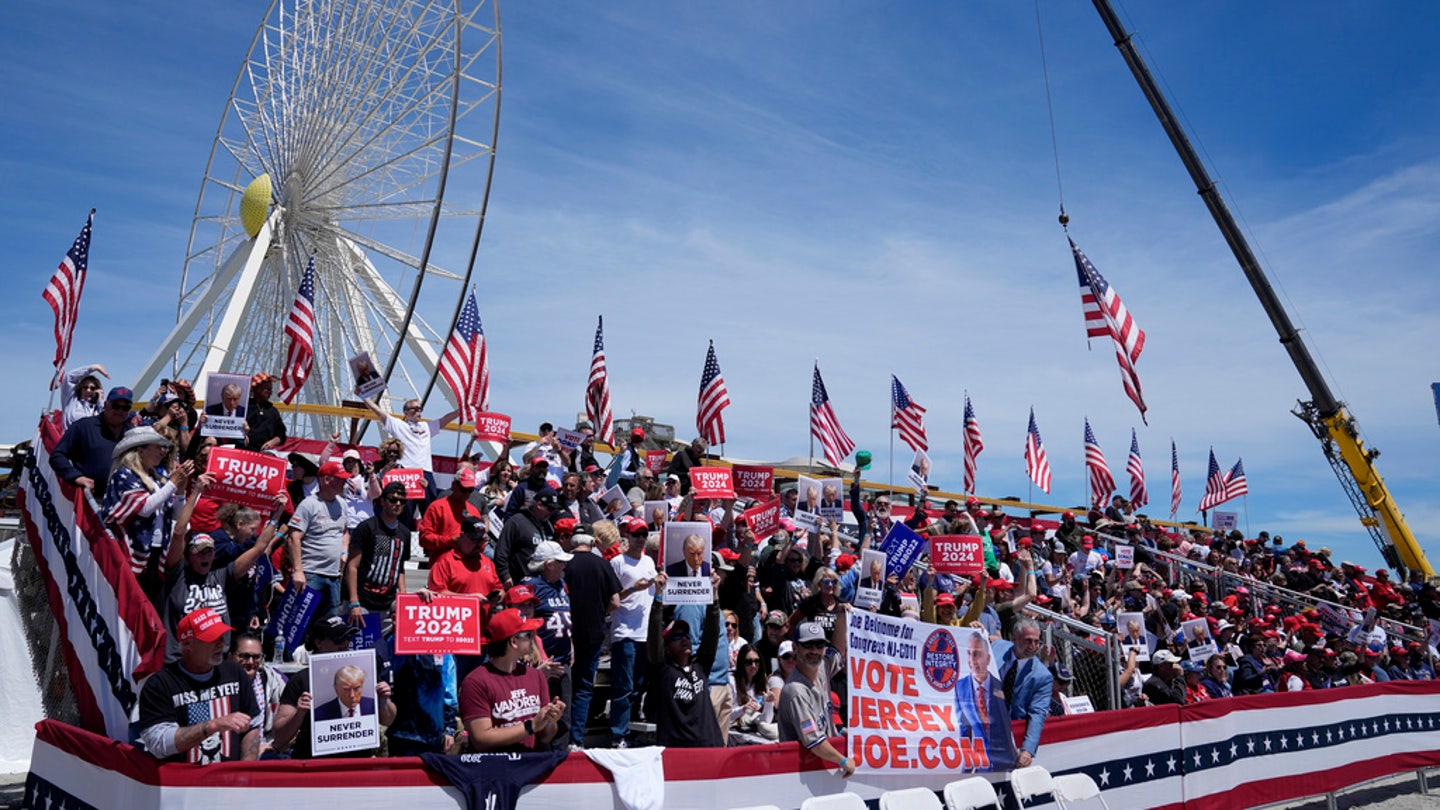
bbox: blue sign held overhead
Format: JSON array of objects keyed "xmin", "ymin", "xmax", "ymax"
[
  {"xmin": 1431, "ymin": 383, "xmax": 1440, "ymax": 428},
  {"xmin": 878, "ymin": 522, "xmax": 928, "ymax": 581},
  {"xmin": 266, "ymin": 585, "xmax": 321, "ymax": 654}
]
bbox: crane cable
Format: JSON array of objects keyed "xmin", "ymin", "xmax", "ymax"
[{"xmin": 1034, "ymin": 0, "xmax": 1069, "ymax": 230}]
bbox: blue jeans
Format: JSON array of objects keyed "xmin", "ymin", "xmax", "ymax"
[
  {"xmin": 306, "ymin": 572, "xmax": 342, "ymax": 621},
  {"xmin": 608, "ymin": 638, "xmax": 647, "ymax": 742},
  {"xmin": 569, "ymin": 641, "xmax": 603, "ymax": 748}
]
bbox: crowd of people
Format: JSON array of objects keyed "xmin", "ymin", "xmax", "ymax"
[{"xmin": 42, "ymin": 370, "xmax": 1440, "ymax": 771}]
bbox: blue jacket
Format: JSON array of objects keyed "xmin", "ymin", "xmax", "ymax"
[
  {"xmin": 991, "ymin": 640, "xmax": 1052, "ymax": 756},
  {"xmin": 50, "ymin": 414, "xmax": 129, "ymax": 495},
  {"xmin": 675, "ymin": 602, "xmax": 729, "ymax": 688}
]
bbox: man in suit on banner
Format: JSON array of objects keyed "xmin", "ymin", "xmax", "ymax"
[
  {"xmin": 954, "ymin": 631, "xmax": 1017, "ymax": 772},
  {"xmin": 314, "ymin": 666, "xmax": 375, "ymax": 721},
  {"xmin": 665, "ymin": 534, "xmax": 711, "ymax": 578},
  {"xmin": 205, "ymin": 383, "xmax": 246, "ymax": 418}
]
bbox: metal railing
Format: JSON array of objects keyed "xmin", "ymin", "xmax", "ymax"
[
  {"xmin": 1107, "ymin": 537, "xmax": 1427, "ymax": 645},
  {"xmin": 1023, "ymin": 603, "xmax": 1122, "ymax": 712}
]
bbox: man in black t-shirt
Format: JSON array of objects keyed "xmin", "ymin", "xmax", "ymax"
[
  {"xmin": 138, "ymin": 608, "xmax": 260, "ymax": 763},
  {"xmin": 347, "ymin": 481, "xmax": 412, "ymax": 623},
  {"xmin": 562, "ymin": 529, "xmax": 621, "ymax": 748}
]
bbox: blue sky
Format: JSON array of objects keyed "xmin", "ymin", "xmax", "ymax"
[{"xmin": 5, "ymin": 2, "xmax": 1440, "ymax": 569}]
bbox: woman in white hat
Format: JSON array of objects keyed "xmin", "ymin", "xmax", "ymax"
[{"xmin": 102, "ymin": 426, "xmax": 194, "ymax": 603}]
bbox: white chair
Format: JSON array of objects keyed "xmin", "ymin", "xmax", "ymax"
[
  {"xmin": 801, "ymin": 794, "xmax": 869, "ymax": 810},
  {"xmin": 943, "ymin": 776, "xmax": 1001, "ymax": 810},
  {"xmin": 878, "ymin": 787, "xmax": 944, "ymax": 810},
  {"xmin": 1009, "ymin": 765, "xmax": 1057, "ymax": 805},
  {"xmin": 1052, "ymin": 773, "xmax": 1111, "ymax": 810}
]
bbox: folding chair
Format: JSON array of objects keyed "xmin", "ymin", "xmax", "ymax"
[
  {"xmin": 1008, "ymin": 765, "xmax": 1057, "ymax": 806},
  {"xmin": 942, "ymin": 776, "xmax": 1002, "ymax": 810},
  {"xmin": 878, "ymin": 787, "xmax": 944, "ymax": 810},
  {"xmin": 1051, "ymin": 772, "xmax": 1111, "ymax": 810},
  {"xmin": 800, "ymin": 794, "xmax": 869, "ymax": 810}
]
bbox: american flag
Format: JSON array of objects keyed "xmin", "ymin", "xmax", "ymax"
[
  {"xmin": 277, "ymin": 256, "xmax": 317, "ymax": 404},
  {"xmin": 1199, "ymin": 448, "xmax": 1230, "ymax": 511},
  {"xmin": 1224, "ymin": 458, "xmax": 1249, "ymax": 501},
  {"xmin": 586, "ymin": 316, "xmax": 614, "ymax": 445},
  {"xmin": 963, "ymin": 394, "xmax": 984, "ymax": 494},
  {"xmin": 1084, "ymin": 418, "xmax": 1115, "ymax": 505},
  {"xmin": 437, "ymin": 289, "xmax": 490, "ymax": 422},
  {"xmin": 1073, "ymin": 239, "xmax": 1148, "ymax": 423},
  {"xmin": 696, "ymin": 340, "xmax": 730, "ymax": 445},
  {"xmin": 1127, "ymin": 428, "xmax": 1148, "ymax": 510},
  {"xmin": 1170, "ymin": 438, "xmax": 1182, "ymax": 519},
  {"xmin": 185, "ymin": 694, "xmax": 233, "ymax": 762},
  {"xmin": 1026, "ymin": 408, "xmax": 1052, "ymax": 494},
  {"xmin": 43, "ymin": 211, "xmax": 94, "ymax": 389},
  {"xmin": 810, "ymin": 364, "xmax": 855, "ymax": 467},
  {"xmin": 890, "ymin": 375, "xmax": 928, "ymax": 452}
]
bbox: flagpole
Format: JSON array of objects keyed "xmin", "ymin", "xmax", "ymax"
[
  {"xmin": 1242, "ymin": 495, "xmax": 1250, "ymax": 537},
  {"xmin": 888, "ymin": 390, "xmax": 895, "ymax": 495}
]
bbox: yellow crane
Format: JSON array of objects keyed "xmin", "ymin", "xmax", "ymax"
[{"xmin": 1091, "ymin": 0, "xmax": 1432, "ymax": 577}]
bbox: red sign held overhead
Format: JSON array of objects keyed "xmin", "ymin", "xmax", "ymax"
[
  {"xmin": 393, "ymin": 593, "xmax": 485, "ymax": 655},
  {"xmin": 472, "ymin": 411, "xmax": 511, "ymax": 443},
  {"xmin": 741, "ymin": 498, "xmax": 781, "ymax": 539},
  {"xmin": 205, "ymin": 447, "xmax": 287, "ymax": 511},
  {"xmin": 644, "ymin": 450, "xmax": 668, "ymax": 474},
  {"xmin": 731, "ymin": 464, "xmax": 774, "ymax": 499},
  {"xmin": 383, "ymin": 468, "xmax": 427, "ymax": 500},
  {"xmin": 689, "ymin": 466, "xmax": 736, "ymax": 500},
  {"xmin": 930, "ymin": 535, "xmax": 985, "ymax": 576}
]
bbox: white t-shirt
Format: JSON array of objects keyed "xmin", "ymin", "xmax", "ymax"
[
  {"xmin": 385, "ymin": 414, "xmax": 440, "ymax": 471},
  {"xmin": 611, "ymin": 552, "xmax": 658, "ymax": 642}
]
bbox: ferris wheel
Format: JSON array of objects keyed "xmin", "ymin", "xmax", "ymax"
[{"xmin": 135, "ymin": 0, "xmax": 502, "ymax": 436}]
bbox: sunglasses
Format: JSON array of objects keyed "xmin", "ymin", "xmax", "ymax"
[
  {"xmin": 384, "ymin": 497, "xmax": 406, "ymax": 504},
  {"xmin": 404, "ymin": 405, "xmax": 422, "ymax": 412},
  {"xmin": 235, "ymin": 653, "xmax": 263, "ymax": 661},
  {"xmin": 108, "ymin": 401, "xmax": 132, "ymax": 410},
  {"xmin": 744, "ymin": 658, "xmax": 761, "ymax": 665},
  {"xmin": 725, "ymin": 621, "xmax": 738, "ymax": 628},
  {"xmin": 800, "ymin": 640, "xmax": 827, "ymax": 649}
]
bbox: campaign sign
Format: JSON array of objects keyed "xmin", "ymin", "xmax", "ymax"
[
  {"xmin": 878, "ymin": 522, "xmax": 928, "ymax": 581},
  {"xmin": 907, "ymin": 449, "xmax": 931, "ymax": 495},
  {"xmin": 689, "ymin": 467, "xmax": 735, "ymax": 500},
  {"xmin": 847, "ymin": 612, "xmax": 1013, "ymax": 773},
  {"xmin": 205, "ymin": 447, "xmax": 287, "ymax": 511},
  {"xmin": 310, "ymin": 649, "xmax": 380, "ymax": 756},
  {"xmin": 393, "ymin": 593, "xmax": 484, "ymax": 655},
  {"xmin": 383, "ymin": 468, "xmax": 427, "ymax": 500},
  {"xmin": 929, "ymin": 535, "xmax": 984, "ymax": 576},
  {"xmin": 1212, "ymin": 511, "xmax": 1238, "ymax": 531},
  {"xmin": 644, "ymin": 450, "xmax": 668, "ymax": 474},
  {"xmin": 554, "ymin": 427, "xmax": 584, "ymax": 451},
  {"xmin": 200, "ymin": 372, "xmax": 251, "ymax": 439},
  {"xmin": 348, "ymin": 352, "xmax": 386, "ymax": 400},
  {"xmin": 1114, "ymin": 544, "xmax": 1135, "ymax": 569},
  {"xmin": 265, "ymin": 585, "xmax": 321, "ymax": 654},
  {"xmin": 472, "ymin": 412, "xmax": 511, "ymax": 443},
  {"xmin": 1182, "ymin": 617, "xmax": 1218, "ymax": 660},
  {"xmin": 1062, "ymin": 695, "xmax": 1095, "ymax": 715},
  {"xmin": 663, "ymin": 522, "xmax": 713, "ymax": 605},
  {"xmin": 732, "ymin": 464, "xmax": 774, "ymax": 500},
  {"xmin": 349, "ymin": 611, "xmax": 384, "ymax": 651},
  {"xmin": 1315, "ymin": 603, "xmax": 1354, "ymax": 637},
  {"xmin": 643, "ymin": 500, "xmax": 671, "ymax": 528},
  {"xmin": 742, "ymin": 499, "xmax": 780, "ymax": 539},
  {"xmin": 854, "ymin": 550, "xmax": 888, "ymax": 611}
]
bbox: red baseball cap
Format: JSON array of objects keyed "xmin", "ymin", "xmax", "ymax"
[
  {"xmin": 623, "ymin": 516, "xmax": 649, "ymax": 535},
  {"xmin": 177, "ymin": 607, "xmax": 232, "ymax": 643},
  {"xmin": 506, "ymin": 585, "xmax": 540, "ymax": 606},
  {"xmin": 717, "ymin": 547, "xmax": 742, "ymax": 564},
  {"xmin": 317, "ymin": 461, "xmax": 353, "ymax": 479},
  {"xmin": 936, "ymin": 593, "xmax": 957, "ymax": 607},
  {"xmin": 554, "ymin": 517, "xmax": 578, "ymax": 535},
  {"xmin": 487, "ymin": 608, "xmax": 543, "ymax": 642}
]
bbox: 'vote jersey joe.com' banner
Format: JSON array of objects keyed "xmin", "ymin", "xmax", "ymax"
[
  {"xmin": 689, "ymin": 467, "xmax": 735, "ymax": 499},
  {"xmin": 205, "ymin": 447, "xmax": 287, "ymax": 511},
  {"xmin": 847, "ymin": 611, "xmax": 1017, "ymax": 774},
  {"xmin": 929, "ymin": 535, "xmax": 985, "ymax": 576},
  {"xmin": 731, "ymin": 464, "xmax": 774, "ymax": 500},
  {"xmin": 393, "ymin": 593, "xmax": 485, "ymax": 654}
]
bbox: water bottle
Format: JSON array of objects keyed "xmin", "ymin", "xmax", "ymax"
[{"xmin": 272, "ymin": 634, "xmax": 286, "ymax": 665}]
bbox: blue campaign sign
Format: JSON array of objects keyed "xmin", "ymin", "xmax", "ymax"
[
  {"xmin": 878, "ymin": 522, "xmax": 928, "ymax": 580},
  {"xmin": 1432, "ymin": 383, "xmax": 1440, "ymax": 428},
  {"xmin": 266, "ymin": 585, "xmax": 321, "ymax": 652},
  {"xmin": 349, "ymin": 611, "xmax": 383, "ymax": 651}
]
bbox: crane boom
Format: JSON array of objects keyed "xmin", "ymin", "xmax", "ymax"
[{"xmin": 1090, "ymin": 0, "xmax": 1432, "ymax": 576}]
